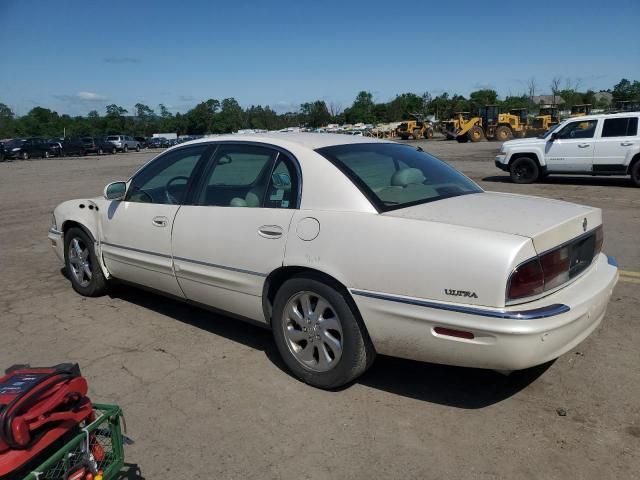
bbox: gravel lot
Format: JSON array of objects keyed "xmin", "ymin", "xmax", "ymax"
[{"xmin": 1, "ymin": 140, "xmax": 638, "ymax": 479}]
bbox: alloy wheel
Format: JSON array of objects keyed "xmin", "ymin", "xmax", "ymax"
[
  {"xmin": 282, "ymin": 291, "xmax": 343, "ymax": 372},
  {"xmin": 67, "ymin": 237, "xmax": 92, "ymax": 288}
]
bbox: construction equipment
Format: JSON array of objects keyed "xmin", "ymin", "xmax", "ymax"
[
  {"xmin": 395, "ymin": 113, "xmax": 434, "ymax": 140},
  {"xmin": 479, "ymin": 106, "xmax": 532, "ymax": 141},
  {"xmin": 613, "ymin": 100, "xmax": 640, "ymax": 112},
  {"xmin": 440, "ymin": 112, "xmax": 482, "ymax": 142},
  {"xmin": 532, "ymin": 105, "xmax": 560, "ymax": 132},
  {"xmin": 570, "ymin": 104, "xmax": 592, "ymax": 117}
]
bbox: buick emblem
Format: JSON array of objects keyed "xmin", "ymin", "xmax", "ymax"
[{"xmin": 582, "ymin": 218, "xmax": 588, "ymax": 232}]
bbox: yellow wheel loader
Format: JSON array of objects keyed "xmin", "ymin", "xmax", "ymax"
[{"xmin": 395, "ymin": 114, "xmax": 435, "ymax": 140}]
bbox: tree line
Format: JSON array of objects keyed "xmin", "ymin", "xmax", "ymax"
[{"xmin": 0, "ymin": 78, "xmax": 637, "ymax": 139}]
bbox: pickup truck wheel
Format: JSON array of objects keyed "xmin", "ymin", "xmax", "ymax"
[
  {"xmin": 631, "ymin": 161, "xmax": 640, "ymax": 187},
  {"xmin": 64, "ymin": 227, "xmax": 109, "ymax": 297},
  {"xmin": 272, "ymin": 274, "xmax": 375, "ymax": 389},
  {"xmin": 510, "ymin": 156, "xmax": 539, "ymax": 184},
  {"xmin": 123, "ymin": 145, "xmax": 128, "ymax": 153}
]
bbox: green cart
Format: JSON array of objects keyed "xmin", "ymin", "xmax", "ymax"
[{"xmin": 23, "ymin": 404, "xmax": 125, "ymax": 480}]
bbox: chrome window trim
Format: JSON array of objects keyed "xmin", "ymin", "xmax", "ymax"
[{"xmin": 350, "ymin": 289, "xmax": 570, "ymax": 320}]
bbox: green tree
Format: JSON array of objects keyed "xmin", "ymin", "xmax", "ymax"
[
  {"xmin": 612, "ymin": 78, "xmax": 640, "ymax": 102},
  {"xmin": 468, "ymin": 89, "xmax": 498, "ymax": 111},
  {"xmin": 300, "ymin": 100, "xmax": 331, "ymax": 128},
  {"xmin": 0, "ymin": 103, "xmax": 16, "ymax": 137},
  {"xmin": 344, "ymin": 91, "xmax": 376, "ymax": 123}
]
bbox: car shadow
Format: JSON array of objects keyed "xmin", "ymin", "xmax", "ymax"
[
  {"xmin": 106, "ymin": 285, "xmax": 550, "ymax": 409},
  {"xmin": 115, "ymin": 463, "xmax": 145, "ymax": 480},
  {"xmin": 483, "ymin": 174, "xmax": 634, "ymax": 188}
]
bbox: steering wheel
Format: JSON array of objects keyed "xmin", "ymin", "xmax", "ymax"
[{"xmin": 165, "ymin": 176, "xmax": 190, "ymax": 204}]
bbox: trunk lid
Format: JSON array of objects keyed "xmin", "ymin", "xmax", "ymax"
[{"xmin": 384, "ymin": 192, "xmax": 601, "ymax": 254}]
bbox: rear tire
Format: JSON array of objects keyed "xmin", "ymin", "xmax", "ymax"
[
  {"xmin": 272, "ymin": 274, "xmax": 375, "ymax": 389},
  {"xmin": 509, "ymin": 156, "xmax": 539, "ymax": 184},
  {"xmin": 43, "ymin": 150, "xmax": 50, "ymax": 159},
  {"xmin": 495, "ymin": 126, "xmax": 513, "ymax": 141},
  {"xmin": 97, "ymin": 148, "xmax": 103, "ymax": 155},
  {"xmin": 63, "ymin": 227, "xmax": 109, "ymax": 297},
  {"xmin": 136, "ymin": 144, "xmax": 140, "ymax": 152},
  {"xmin": 412, "ymin": 129, "xmax": 421, "ymax": 140},
  {"xmin": 124, "ymin": 145, "xmax": 128, "ymax": 153},
  {"xmin": 630, "ymin": 160, "xmax": 640, "ymax": 187},
  {"xmin": 424, "ymin": 128, "xmax": 434, "ymax": 139},
  {"xmin": 21, "ymin": 151, "xmax": 29, "ymax": 160},
  {"xmin": 456, "ymin": 135, "xmax": 469, "ymax": 143}
]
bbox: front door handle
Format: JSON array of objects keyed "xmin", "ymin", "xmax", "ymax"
[
  {"xmin": 621, "ymin": 142, "xmax": 634, "ymax": 146},
  {"xmin": 152, "ymin": 216, "xmax": 168, "ymax": 227},
  {"xmin": 258, "ymin": 225, "xmax": 283, "ymax": 239},
  {"xmin": 577, "ymin": 143, "xmax": 591, "ymax": 148}
]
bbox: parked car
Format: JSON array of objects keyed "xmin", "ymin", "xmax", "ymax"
[
  {"xmin": 495, "ymin": 111, "xmax": 640, "ymax": 186},
  {"xmin": 148, "ymin": 137, "xmax": 168, "ymax": 148},
  {"xmin": 4, "ymin": 138, "xmax": 51, "ymax": 159},
  {"xmin": 48, "ymin": 138, "xmax": 64, "ymax": 157},
  {"xmin": 60, "ymin": 137, "xmax": 87, "ymax": 157},
  {"xmin": 134, "ymin": 136, "xmax": 148, "ymax": 148},
  {"xmin": 48, "ymin": 133, "xmax": 618, "ymax": 389},
  {"xmin": 0, "ymin": 142, "xmax": 5, "ymax": 162},
  {"xmin": 105, "ymin": 135, "xmax": 141, "ymax": 152},
  {"xmin": 82, "ymin": 137, "xmax": 117, "ymax": 155}
]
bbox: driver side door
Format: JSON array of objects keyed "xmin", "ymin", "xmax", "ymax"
[
  {"xmin": 100, "ymin": 145, "xmax": 210, "ymax": 296},
  {"xmin": 545, "ymin": 119, "xmax": 598, "ymax": 172}
]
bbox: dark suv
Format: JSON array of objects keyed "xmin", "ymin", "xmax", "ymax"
[
  {"xmin": 60, "ymin": 137, "xmax": 87, "ymax": 156},
  {"xmin": 82, "ymin": 137, "xmax": 117, "ymax": 155},
  {"xmin": 4, "ymin": 138, "xmax": 51, "ymax": 159}
]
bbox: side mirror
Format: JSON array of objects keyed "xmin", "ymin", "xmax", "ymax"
[
  {"xmin": 104, "ymin": 181, "xmax": 127, "ymax": 200},
  {"xmin": 550, "ymin": 132, "xmax": 559, "ymax": 141}
]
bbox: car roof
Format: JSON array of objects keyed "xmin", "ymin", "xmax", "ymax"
[
  {"xmin": 168, "ymin": 132, "xmax": 395, "ymax": 152},
  {"xmin": 565, "ymin": 111, "xmax": 640, "ymax": 122}
]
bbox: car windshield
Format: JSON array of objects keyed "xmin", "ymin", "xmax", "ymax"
[
  {"xmin": 316, "ymin": 143, "xmax": 482, "ymax": 212},
  {"xmin": 540, "ymin": 123, "xmax": 562, "ymax": 139},
  {"xmin": 6, "ymin": 139, "xmax": 25, "ymax": 147}
]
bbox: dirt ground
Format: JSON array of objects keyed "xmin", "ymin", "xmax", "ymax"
[{"xmin": 0, "ymin": 140, "xmax": 638, "ymax": 480}]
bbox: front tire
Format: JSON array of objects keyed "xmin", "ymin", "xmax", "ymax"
[
  {"xmin": 412, "ymin": 129, "xmax": 421, "ymax": 140},
  {"xmin": 495, "ymin": 126, "xmax": 513, "ymax": 141},
  {"xmin": 272, "ymin": 274, "xmax": 375, "ymax": 389},
  {"xmin": 424, "ymin": 128, "xmax": 434, "ymax": 139},
  {"xmin": 97, "ymin": 147, "xmax": 103, "ymax": 155},
  {"xmin": 64, "ymin": 227, "xmax": 109, "ymax": 297},
  {"xmin": 631, "ymin": 161, "xmax": 640, "ymax": 187},
  {"xmin": 467, "ymin": 125, "xmax": 484, "ymax": 142},
  {"xmin": 123, "ymin": 145, "xmax": 128, "ymax": 153},
  {"xmin": 21, "ymin": 151, "xmax": 29, "ymax": 160},
  {"xmin": 135, "ymin": 144, "xmax": 141, "ymax": 152},
  {"xmin": 510, "ymin": 156, "xmax": 540, "ymax": 184}
]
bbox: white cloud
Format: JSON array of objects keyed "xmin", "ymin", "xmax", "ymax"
[{"xmin": 77, "ymin": 91, "xmax": 107, "ymax": 101}]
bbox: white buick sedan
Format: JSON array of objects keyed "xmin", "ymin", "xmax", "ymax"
[{"xmin": 48, "ymin": 133, "xmax": 619, "ymax": 389}]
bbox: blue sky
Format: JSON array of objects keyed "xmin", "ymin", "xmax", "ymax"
[{"xmin": 1, "ymin": 0, "xmax": 639, "ymax": 116}]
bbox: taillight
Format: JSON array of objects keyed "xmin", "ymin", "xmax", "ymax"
[
  {"xmin": 594, "ymin": 226, "xmax": 604, "ymax": 255},
  {"xmin": 507, "ymin": 258, "xmax": 544, "ymax": 299},
  {"xmin": 540, "ymin": 246, "xmax": 570, "ymax": 290},
  {"xmin": 508, "ymin": 226, "xmax": 604, "ymax": 302}
]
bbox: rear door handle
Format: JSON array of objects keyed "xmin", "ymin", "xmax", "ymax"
[
  {"xmin": 577, "ymin": 143, "xmax": 591, "ymax": 148},
  {"xmin": 258, "ymin": 225, "xmax": 283, "ymax": 239},
  {"xmin": 621, "ymin": 142, "xmax": 634, "ymax": 146},
  {"xmin": 152, "ymin": 216, "xmax": 168, "ymax": 227}
]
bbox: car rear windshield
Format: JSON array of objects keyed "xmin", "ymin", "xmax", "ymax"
[{"xmin": 316, "ymin": 143, "xmax": 482, "ymax": 212}]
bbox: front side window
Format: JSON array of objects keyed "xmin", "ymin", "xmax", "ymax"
[
  {"xmin": 602, "ymin": 117, "xmax": 638, "ymax": 137},
  {"xmin": 556, "ymin": 120, "xmax": 598, "ymax": 139},
  {"xmin": 316, "ymin": 143, "xmax": 482, "ymax": 212},
  {"xmin": 197, "ymin": 144, "xmax": 280, "ymax": 207},
  {"xmin": 126, "ymin": 145, "xmax": 207, "ymax": 204}
]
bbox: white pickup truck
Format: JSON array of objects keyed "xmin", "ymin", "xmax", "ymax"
[{"xmin": 495, "ymin": 111, "xmax": 640, "ymax": 186}]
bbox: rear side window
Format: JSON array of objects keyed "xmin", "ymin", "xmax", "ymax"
[{"xmin": 602, "ymin": 117, "xmax": 638, "ymax": 137}]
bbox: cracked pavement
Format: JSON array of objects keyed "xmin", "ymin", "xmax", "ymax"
[{"xmin": 0, "ymin": 143, "xmax": 638, "ymax": 479}]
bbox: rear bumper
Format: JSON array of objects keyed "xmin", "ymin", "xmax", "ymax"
[{"xmin": 351, "ymin": 253, "xmax": 618, "ymax": 370}]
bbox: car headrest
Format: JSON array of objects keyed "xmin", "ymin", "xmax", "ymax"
[
  {"xmin": 230, "ymin": 197, "xmax": 247, "ymax": 207},
  {"xmin": 245, "ymin": 190, "xmax": 262, "ymax": 207},
  {"xmin": 391, "ymin": 168, "xmax": 426, "ymax": 187}
]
